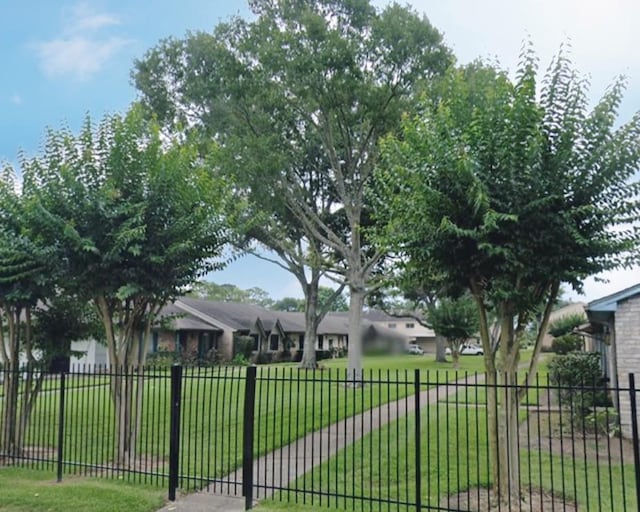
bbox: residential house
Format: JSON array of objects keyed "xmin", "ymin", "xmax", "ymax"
[
  {"xmin": 585, "ymin": 283, "xmax": 640, "ymax": 438},
  {"xmin": 361, "ymin": 310, "xmax": 437, "ymax": 352}
]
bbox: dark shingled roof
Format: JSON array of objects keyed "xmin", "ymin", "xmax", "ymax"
[
  {"xmin": 157, "ymin": 298, "xmax": 412, "ymax": 341},
  {"xmin": 155, "ymin": 303, "xmax": 223, "ymax": 332}
]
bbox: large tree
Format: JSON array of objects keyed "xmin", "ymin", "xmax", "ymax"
[
  {"xmin": 133, "ymin": 0, "xmax": 453, "ymax": 376},
  {"xmin": 0, "ymin": 168, "xmax": 57, "ymax": 455},
  {"xmin": 376, "ymin": 52, "xmax": 640, "ymax": 506},
  {"xmin": 22, "ymin": 108, "xmax": 228, "ymax": 463}
]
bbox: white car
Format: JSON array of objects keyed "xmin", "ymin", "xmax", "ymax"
[
  {"xmin": 406, "ymin": 344, "xmax": 424, "ymax": 355},
  {"xmin": 445, "ymin": 343, "xmax": 484, "ymax": 356}
]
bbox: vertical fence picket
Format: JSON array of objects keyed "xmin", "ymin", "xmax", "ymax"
[
  {"xmin": 168, "ymin": 364, "xmax": 183, "ymax": 501},
  {"xmin": 56, "ymin": 372, "xmax": 66, "ymax": 482},
  {"xmin": 242, "ymin": 365, "xmax": 257, "ymax": 511},
  {"xmin": 414, "ymin": 369, "xmax": 421, "ymax": 512},
  {"xmin": 629, "ymin": 374, "xmax": 640, "ymax": 512}
]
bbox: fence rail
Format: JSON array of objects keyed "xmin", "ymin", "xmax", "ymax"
[{"xmin": 0, "ymin": 364, "xmax": 638, "ymax": 511}]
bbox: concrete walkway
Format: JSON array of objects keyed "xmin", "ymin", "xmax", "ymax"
[{"xmin": 155, "ymin": 372, "xmax": 485, "ymax": 511}]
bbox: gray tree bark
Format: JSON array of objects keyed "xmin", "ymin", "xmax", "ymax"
[{"xmin": 435, "ymin": 334, "xmax": 447, "ymax": 362}]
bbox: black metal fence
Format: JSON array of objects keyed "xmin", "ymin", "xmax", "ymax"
[{"xmin": 1, "ymin": 364, "xmax": 639, "ymax": 511}]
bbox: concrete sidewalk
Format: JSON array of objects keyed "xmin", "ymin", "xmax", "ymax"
[
  {"xmin": 155, "ymin": 494, "xmax": 246, "ymax": 511},
  {"xmin": 156, "ymin": 372, "xmax": 484, "ymax": 511}
]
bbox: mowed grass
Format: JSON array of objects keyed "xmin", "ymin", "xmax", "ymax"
[
  {"xmin": 13, "ymin": 354, "xmax": 491, "ymax": 490},
  {"xmin": 0, "ymin": 467, "xmax": 165, "ymax": 512},
  {"xmin": 258, "ymin": 400, "xmax": 635, "ymax": 512}
]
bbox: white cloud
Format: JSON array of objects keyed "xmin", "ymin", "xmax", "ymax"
[
  {"xmin": 66, "ymin": 2, "xmax": 120, "ymax": 33},
  {"xmin": 34, "ymin": 36, "xmax": 129, "ymax": 80},
  {"xmin": 33, "ymin": 2, "xmax": 130, "ymax": 81}
]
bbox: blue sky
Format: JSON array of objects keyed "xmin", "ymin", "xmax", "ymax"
[{"xmin": 1, "ymin": 0, "xmax": 639, "ymax": 301}]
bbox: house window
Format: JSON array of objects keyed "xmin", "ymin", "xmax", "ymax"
[
  {"xmin": 270, "ymin": 334, "xmax": 279, "ymax": 351},
  {"xmin": 151, "ymin": 332, "xmax": 159, "ymax": 353},
  {"xmin": 251, "ymin": 334, "xmax": 259, "ymax": 351},
  {"xmin": 406, "ymin": 323, "xmax": 415, "ymax": 329},
  {"xmin": 388, "ymin": 323, "xmax": 396, "ymax": 328},
  {"xmin": 318, "ymin": 335, "xmax": 324, "ymax": 350},
  {"xmin": 298, "ymin": 334, "xmax": 304, "ymax": 348},
  {"xmin": 176, "ymin": 331, "xmax": 187, "ymax": 353},
  {"xmin": 198, "ymin": 333, "xmax": 216, "ymax": 359}
]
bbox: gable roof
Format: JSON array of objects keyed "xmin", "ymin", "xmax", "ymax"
[
  {"xmin": 155, "ymin": 302, "xmax": 223, "ymax": 332},
  {"xmin": 586, "ymin": 283, "xmax": 640, "ymax": 324},
  {"xmin": 587, "ymin": 283, "xmax": 640, "ymax": 313}
]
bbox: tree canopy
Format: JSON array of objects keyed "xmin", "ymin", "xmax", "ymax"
[
  {"xmin": 375, "ymin": 49, "xmax": 640, "ymax": 504},
  {"xmin": 133, "ymin": 0, "xmax": 453, "ymax": 376}
]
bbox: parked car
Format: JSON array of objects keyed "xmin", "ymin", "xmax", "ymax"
[
  {"xmin": 406, "ymin": 344, "xmax": 424, "ymax": 355},
  {"xmin": 445, "ymin": 343, "xmax": 484, "ymax": 356}
]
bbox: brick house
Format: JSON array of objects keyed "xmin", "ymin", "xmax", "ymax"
[{"xmin": 586, "ymin": 283, "xmax": 640, "ymax": 438}]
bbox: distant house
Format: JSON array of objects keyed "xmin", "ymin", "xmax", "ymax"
[
  {"xmin": 361, "ymin": 310, "xmax": 437, "ymax": 352},
  {"xmin": 541, "ymin": 302, "xmax": 587, "ymax": 350},
  {"xmin": 50, "ymin": 299, "xmax": 411, "ymax": 370},
  {"xmin": 151, "ymin": 298, "xmax": 404, "ymax": 363},
  {"xmin": 585, "ymin": 283, "xmax": 640, "ymax": 438}
]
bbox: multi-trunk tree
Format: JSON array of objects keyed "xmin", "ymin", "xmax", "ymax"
[
  {"xmin": 133, "ymin": 0, "xmax": 453, "ymax": 375},
  {"xmin": 376, "ymin": 52, "xmax": 640, "ymax": 506},
  {"xmin": 22, "ymin": 108, "xmax": 228, "ymax": 464}
]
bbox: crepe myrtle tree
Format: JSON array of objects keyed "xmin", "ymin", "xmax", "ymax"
[
  {"xmin": 0, "ymin": 168, "xmax": 57, "ymax": 455},
  {"xmin": 375, "ymin": 51, "xmax": 640, "ymax": 506},
  {"xmin": 132, "ymin": 0, "xmax": 453, "ymax": 376},
  {"xmin": 427, "ymin": 295, "xmax": 479, "ymax": 369},
  {"xmin": 21, "ymin": 107, "xmax": 229, "ymax": 464}
]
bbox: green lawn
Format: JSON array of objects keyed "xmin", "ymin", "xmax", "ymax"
[
  {"xmin": 0, "ymin": 467, "xmax": 165, "ymax": 512},
  {"xmin": 10, "ymin": 351, "xmax": 608, "ymax": 512},
  {"xmin": 12, "ymin": 354, "xmax": 495, "ymax": 492},
  {"xmin": 256, "ymin": 381, "xmax": 634, "ymax": 512}
]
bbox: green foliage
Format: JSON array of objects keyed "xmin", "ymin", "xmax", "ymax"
[
  {"xmin": 375, "ymin": 49, "xmax": 640, "ymax": 368},
  {"xmin": 272, "ymin": 287, "xmax": 348, "ymax": 312},
  {"xmin": 272, "ymin": 297, "xmax": 306, "ymax": 312},
  {"xmin": 549, "ymin": 352, "xmax": 610, "ymax": 421},
  {"xmin": 234, "ymin": 335, "xmax": 255, "ymax": 360},
  {"xmin": 230, "ymin": 354, "xmax": 250, "ymax": 366},
  {"xmin": 133, "ymin": 0, "xmax": 453, "ymax": 372},
  {"xmin": 427, "ymin": 296, "xmax": 479, "ymax": 344},
  {"xmin": 548, "ymin": 313, "xmax": 587, "ymax": 338},
  {"xmin": 31, "ymin": 296, "xmax": 104, "ymax": 368},
  {"xmin": 21, "ymin": 107, "xmax": 229, "ymax": 366},
  {"xmin": 190, "ymin": 281, "xmax": 273, "ymax": 307},
  {"xmin": 551, "ymin": 334, "xmax": 583, "ymax": 354}
]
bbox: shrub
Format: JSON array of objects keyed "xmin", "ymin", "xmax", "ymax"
[
  {"xmin": 551, "ymin": 334, "xmax": 583, "ymax": 354},
  {"xmin": 256, "ymin": 352, "xmax": 274, "ymax": 365},
  {"xmin": 230, "ymin": 354, "xmax": 249, "ymax": 366},
  {"xmin": 234, "ymin": 335, "xmax": 255, "ymax": 359},
  {"xmin": 549, "ymin": 352, "xmax": 610, "ymax": 423},
  {"xmin": 548, "ymin": 313, "xmax": 586, "ymax": 338},
  {"xmin": 146, "ymin": 350, "xmax": 178, "ymax": 368}
]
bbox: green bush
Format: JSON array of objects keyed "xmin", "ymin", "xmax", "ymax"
[
  {"xmin": 549, "ymin": 352, "xmax": 610, "ymax": 424},
  {"xmin": 234, "ymin": 335, "xmax": 255, "ymax": 359},
  {"xmin": 551, "ymin": 334, "xmax": 583, "ymax": 354},
  {"xmin": 230, "ymin": 354, "xmax": 249, "ymax": 366}
]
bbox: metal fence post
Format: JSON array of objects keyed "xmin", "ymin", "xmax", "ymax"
[
  {"xmin": 56, "ymin": 372, "xmax": 66, "ymax": 482},
  {"xmin": 629, "ymin": 374, "xmax": 640, "ymax": 512},
  {"xmin": 168, "ymin": 364, "xmax": 183, "ymax": 501},
  {"xmin": 414, "ymin": 369, "xmax": 422, "ymax": 512},
  {"xmin": 243, "ymin": 365, "xmax": 257, "ymax": 510}
]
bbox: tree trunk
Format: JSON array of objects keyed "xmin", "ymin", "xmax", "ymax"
[
  {"xmin": 1, "ymin": 309, "xmax": 20, "ymax": 457},
  {"xmin": 435, "ymin": 334, "xmax": 447, "ymax": 362},
  {"xmin": 1, "ymin": 364, "xmax": 19, "ymax": 457},
  {"xmin": 300, "ymin": 276, "xmax": 320, "ymax": 369},
  {"xmin": 493, "ymin": 307, "xmax": 522, "ymax": 508},
  {"xmin": 346, "ymin": 283, "xmax": 365, "ymax": 384}
]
